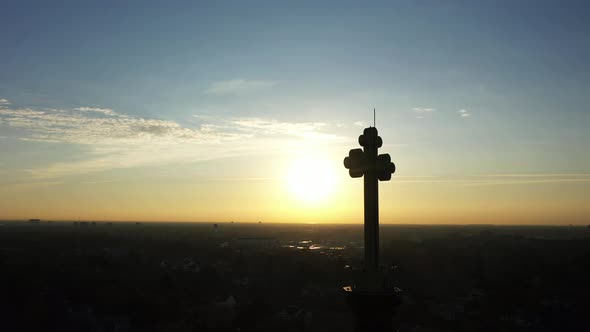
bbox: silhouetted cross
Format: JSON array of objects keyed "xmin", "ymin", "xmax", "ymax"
[{"xmin": 344, "ymin": 127, "xmax": 395, "ymax": 279}]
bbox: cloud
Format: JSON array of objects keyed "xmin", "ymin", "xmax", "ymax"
[
  {"xmin": 205, "ymin": 177, "xmax": 279, "ymax": 182},
  {"xmin": 458, "ymin": 109, "xmax": 471, "ymax": 117},
  {"xmin": 73, "ymin": 106, "xmax": 116, "ymax": 116},
  {"xmin": 460, "ymin": 178, "xmax": 590, "ymax": 186},
  {"xmin": 0, "ymin": 98, "xmax": 10, "ymax": 105},
  {"xmin": 204, "ymin": 79, "xmax": 277, "ymax": 95},
  {"xmin": 231, "ymin": 118, "xmax": 337, "ymax": 139},
  {"xmin": 463, "ymin": 173, "xmax": 590, "ymax": 186},
  {"xmin": 0, "ymin": 103, "xmax": 342, "ymax": 178},
  {"xmin": 412, "ymin": 107, "xmax": 436, "ymax": 119},
  {"xmin": 191, "ymin": 116, "xmax": 341, "ymax": 140},
  {"xmin": 473, "ymin": 173, "xmax": 590, "ymax": 178},
  {"xmin": 412, "ymin": 107, "xmax": 436, "ymax": 113},
  {"xmin": 0, "ymin": 180, "xmax": 63, "ymax": 192},
  {"xmin": 0, "ymin": 106, "xmax": 239, "ymax": 145},
  {"xmin": 389, "ymin": 174, "xmax": 590, "ymax": 186},
  {"xmin": 79, "ymin": 179, "xmax": 121, "ymax": 184}
]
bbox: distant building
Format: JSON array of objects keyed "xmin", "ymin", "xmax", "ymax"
[{"xmin": 29, "ymin": 219, "xmax": 41, "ymax": 223}]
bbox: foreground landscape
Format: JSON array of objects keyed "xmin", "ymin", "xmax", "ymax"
[{"xmin": 1, "ymin": 221, "xmax": 589, "ymax": 331}]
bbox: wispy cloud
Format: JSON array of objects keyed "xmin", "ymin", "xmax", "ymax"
[
  {"xmin": 392, "ymin": 174, "xmax": 590, "ymax": 186},
  {"xmin": 74, "ymin": 106, "xmax": 116, "ymax": 116},
  {"xmin": 192, "ymin": 116, "xmax": 343, "ymax": 140},
  {"xmin": 0, "ymin": 98, "xmax": 10, "ymax": 105},
  {"xmin": 413, "ymin": 107, "xmax": 436, "ymax": 113},
  {"xmin": 413, "ymin": 107, "xmax": 436, "ymax": 119},
  {"xmin": 472, "ymin": 173, "xmax": 590, "ymax": 178},
  {"xmin": 460, "ymin": 178, "xmax": 590, "ymax": 186},
  {"xmin": 458, "ymin": 109, "xmax": 471, "ymax": 117},
  {"xmin": 231, "ymin": 118, "xmax": 337, "ymax": 139},
  {"xmin": 0, "ymin": 103, "xmax": 343, "ymax": 179},
  {"xmin": 204, "ymin": 79, "xmax": 277, "ymax": 95},
  {"xmin": 79, "ymin": 179, "xmax": 121, "ymax": 184},
  {"xmin": 205, "ymin": 177, "xmax": 279, "ymax": 182},
  {"xmin": 0, "ymin": 106, "xmax": 242, "ymax": 145},
  {"xmin": 459, "ymin": 173, "xmax": 590, "ymax": 186},
  {"xmin": 0, "ymin": 180, "xmax": 63, "ymax": 192}
]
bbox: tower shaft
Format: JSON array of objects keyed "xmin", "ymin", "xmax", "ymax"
[{"xmin": 363, "ymin": 139, "xmax": 379, "ymax": 277}]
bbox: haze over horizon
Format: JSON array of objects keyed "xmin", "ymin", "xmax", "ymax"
[{"xmin": 1, "ymin": 1, "xmax": 589, "ymax": 224}]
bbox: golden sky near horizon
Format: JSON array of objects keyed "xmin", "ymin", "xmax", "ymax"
[{"xmin": 2, "ymin": 147, "xmax": 588, "ymax": 224}]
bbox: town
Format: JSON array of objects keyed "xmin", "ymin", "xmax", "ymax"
[{"xmin": 1, "ymin": 221, "xmax": 588, "ymax": 331}]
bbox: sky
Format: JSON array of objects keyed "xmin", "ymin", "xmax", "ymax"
[{"xmin": 1, "ymin": 0, "xmax": 589, "ymax": 224}]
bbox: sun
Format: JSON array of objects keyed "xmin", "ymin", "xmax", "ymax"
[{"xmin": 287, "ymin": 156, "xmax": 338, "ymax": 203}]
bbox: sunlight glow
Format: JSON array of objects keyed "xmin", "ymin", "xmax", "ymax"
[{"xmin": 287, "ymin": 156, "xmax": 338, "ymax": 203}]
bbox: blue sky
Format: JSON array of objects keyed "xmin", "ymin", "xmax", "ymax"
[{"xmin": 1, "ymin": 1, "xmax": 589, "ymax": 223}]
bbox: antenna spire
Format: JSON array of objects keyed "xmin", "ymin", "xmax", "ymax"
[{"xmin": 373, "ymin": 108, "xmax": 376, "ymax": 127}]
